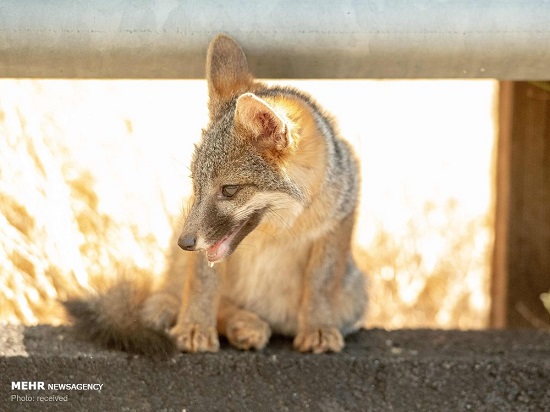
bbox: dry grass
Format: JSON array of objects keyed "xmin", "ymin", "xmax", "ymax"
[
  {"xmin": 356, "ymin": 200, "xmax": 491, "ymax": 329},
  {"xmin": 0, "ymin": 79, "xmax": 496, "ymax": 329}
]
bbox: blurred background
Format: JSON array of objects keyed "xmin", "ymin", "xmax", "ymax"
[{"xmin": 0, "ymin": 79, "xmax": 496, "ymax": 329}]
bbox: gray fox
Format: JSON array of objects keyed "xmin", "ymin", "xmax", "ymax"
[{"xmin": 65, "ymin": 34, "xmax": 366, "ymax": 355}]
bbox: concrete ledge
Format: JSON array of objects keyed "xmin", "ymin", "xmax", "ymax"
[
  {"xmin": 2, "ymin": 1, "xmax": 550, "ymax": 79},
  {"xmin": 1, "ymin": 326, "xmax": 549, "ymax": 411}
]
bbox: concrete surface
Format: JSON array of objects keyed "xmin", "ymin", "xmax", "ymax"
[
  {"xmin": 2, "ymin": 1, "xmax": 550, "ymax": 79},
  {"xmin": 1, "ymin": 325, "xmax": 549, "ymax": 411}
]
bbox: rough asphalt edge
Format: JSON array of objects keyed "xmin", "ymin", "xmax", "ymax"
[{"xmin": 1, "ymin": 325, "xmax": 549, "ymax": 412}]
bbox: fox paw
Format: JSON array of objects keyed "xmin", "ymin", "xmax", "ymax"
[
  {"xmin": 141, "ymin": 292, "xmax": 180, "ymax": 331},
  {"xmin": 226, "ymin": 313, "xmax": 271, "ymax": 351},
  {"xmin": 293, "ymin": 327, "xmax": 344, "ymax": 354},
  {"xmin": 170, "ymin": 322, "xmax": 219, "ymax": 353}
]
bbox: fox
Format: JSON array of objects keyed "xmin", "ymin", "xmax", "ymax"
[{"xmin": 65, "ymin": 34, "xmax": 367, "ymax": 355}]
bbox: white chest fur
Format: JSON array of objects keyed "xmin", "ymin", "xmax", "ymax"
[{"xmin": 221, "ymin": 231, "xmax": 310, "ymax": 335}]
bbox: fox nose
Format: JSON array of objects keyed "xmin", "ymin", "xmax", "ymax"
[{"xmin": 178, "ymin": 235, "xmax": 197, "ymax": 251}]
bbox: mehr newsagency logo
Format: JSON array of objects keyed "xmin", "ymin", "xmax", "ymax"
[
  {"xmin": 10, "ymin": 381, "xmax": 103, "ymax": 403},
  {"xmin": 12, "ymin": 381, "xmax": 103, "ymax": 391}
]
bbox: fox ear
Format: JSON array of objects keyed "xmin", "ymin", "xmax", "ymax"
[
  {"xmin": 206, "ymin": 35, "xmax": 254, "ymax": 117},
  {"xmin": 235, "ymin": 93, "xmax": 292, "ymax": 155}
]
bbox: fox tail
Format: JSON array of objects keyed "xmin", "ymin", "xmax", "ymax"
[{"xmin": 63, "ymin": 277, "xmax": 176, "ymax": 358}]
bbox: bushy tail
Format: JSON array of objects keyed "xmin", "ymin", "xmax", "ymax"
[{"xmin": 63, "ymin": 277, "xmax": 176, "ymax": 358}]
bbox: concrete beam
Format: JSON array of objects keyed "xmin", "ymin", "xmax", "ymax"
[
  {"xmin": 1, "ymin": 325, "xmax": 549, "ymax": 411},
  {"xmin": 0, "ymin": 1, "xmax": 549, "ymax": 79}
]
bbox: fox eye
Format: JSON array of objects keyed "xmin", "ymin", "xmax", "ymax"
[{"xmin": 221, "ymin": 185, "xmax": 240, "ymax": 198}]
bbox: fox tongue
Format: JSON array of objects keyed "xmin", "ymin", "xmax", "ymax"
[
  {"xmin": 205, "ymin": 220, "xmax": 248, "ymax": 266},
  {"xmin": 206, "ymin": 235, "xmax": 231, "ymax": 263}
]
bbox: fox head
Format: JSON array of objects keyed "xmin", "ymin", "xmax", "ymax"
[{"xmin": 178, "ymin": 35, "xmax": 311, "ymax": 265}]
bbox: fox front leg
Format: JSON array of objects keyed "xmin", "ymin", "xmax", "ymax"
[
  {"xmin": 170, "ymin": 254, "xmax": 220, "ymax": 352},
  {"xmin": 294, "ymin": 244, "xmax": 345, "ymax": 354},
  {"xmin": 141, "ymin": 241, "xmax": 188, "ymax": 331},
  {"xmin": 294, "ymin": 213, "xmax": 363, "ymax": 354}
]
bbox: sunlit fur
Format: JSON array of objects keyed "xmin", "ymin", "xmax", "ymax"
[
  {"xmin": 64, "ymin": 34, "xmax": 367, "ymax": 355},
  {"xmin": 164, "ymin": 34, "xmax": 367, "ymax": 352}
]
